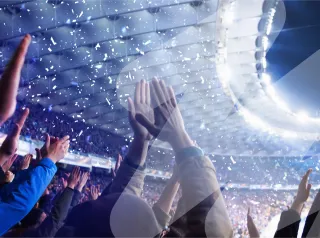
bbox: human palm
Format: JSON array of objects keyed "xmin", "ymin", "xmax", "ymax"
[{"xmin": 128, "ymin": 80, "xmax": 154, "ymax": 141}]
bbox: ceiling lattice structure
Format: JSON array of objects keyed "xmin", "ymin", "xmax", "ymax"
[{"xmin": 0, "ymin": 0, "xmax": 318, "ymax": 157}]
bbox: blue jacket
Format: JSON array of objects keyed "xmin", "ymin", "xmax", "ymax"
[{"xmin": 0, "ymin": 158, "xmax": 57, "ymax": 235}]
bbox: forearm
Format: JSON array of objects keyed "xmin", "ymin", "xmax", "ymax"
[
  {"xmin": 126, "ymin": 138, "xmax": 148, "ymax": 166},
  {"xmin": 156, "ymin": 179, "xmax": 180, "ymax": 215},
  {"xmin": 0, "ymin": 158, "xmax": 57, "ymax": 235},
  {"xmin": 275, "ymin": 209, "xmax": 301, "ymax": 238},
  {"xmin": 174, "ymin": 147, "xmax": 232, "ymax": 237},
  {"xmin": 108, "ymin": 138, "xmax": 148, "ymax": 197},
  {"xmin": 291, "ymin": 199, "xmax": 304, "ymax": 214},
  {"xmin": 302, "ymin": 192, "xmax": 320, "ymax": 237}
]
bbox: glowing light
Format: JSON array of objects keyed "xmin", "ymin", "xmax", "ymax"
[
  {"xmin": 261, "ymin": 73, "xmax": 271, "ymax": 84},
  {"xmin": 224, "ymin": 10, "xmax": 234, "ymax": 25},
  {"xmin": 297, "ymin": 111, "xmax": 309, "ymax": 122},
  {"xmin": 262, "ymin": 35, "xmax": 268, "ymax": 50},
  {"xmin": 262, "ymin": 58, "xmax": 267, "ymax": 69},
  {"xmin": 282, "ymin": 131, "xmax": 298, "ymax": 138}
]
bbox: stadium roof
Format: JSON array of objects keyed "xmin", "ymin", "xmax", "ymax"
[{"xmin": 1, "ymin": 0, "xmax": 319, "ymax": 157}]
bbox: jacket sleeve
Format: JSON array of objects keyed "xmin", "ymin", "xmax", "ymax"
[
  {"xmin": 152, "ymin": 203, "xmax": 171, "ymax": 228},
  {"xmin": 274, "ymin": 209, "xmax": 301, "ymax": 238},
  {"xmin": 109, "ymin": 159, "xmax": 145, "ymax": 197},
  {"xmin": 27, "ymin": 187, "xmax": 74, "ymax": 237},
  {"xmin": 169, "ymin": 147, "xmax": 233, "ymax": 238},
  {"xmin": 302, "ymin": 192, "xmax": 320, "ymax": 237},
  {"xmin": 0, "ymin": 158, "xmax": 57, "ymax": 235},
  {"xmin": 70, "ymin": 189, "xmax": 82, "ymax": 209}
]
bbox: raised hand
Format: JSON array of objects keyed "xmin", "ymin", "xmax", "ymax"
[
  {"xmin": 296, "ymin": 169, "xmax": 312, "ymax": 203},
  {"xmin": 0, "ymin": 108, "xmax": 29, "ymax": 164},
  {"xmin": 111, "ymin": 154, "xmax": 123, "ymax": 178},
  {"xmin": 89, "ymin": 185, "xmax": 99, "ymax": 200},
  {"xmin": 0, "ymin": 35, "xmax": 31, "ymax": 126},
  {"xmin": 2, "ymin": 154, "xmax": 18, "ymax": 172},
  {"xmin": 136, "ymin": 78, "xmax": 194, "ymax": 151},
  {"xmin": 67, "ymin": 167, "xmax": 81, "ymax": 189},
  {"xmin": 61, "ymin": 173, "xmax": 70, "ymax": 189},
  {"xmin": 20, "ymin": 154, "xmax": 32, "ymax": 170},
  {"xmin": 35, "ymin": 134, "xmax": 59, "ymax": 162},
  {"xmin": 76, "ymin": 171, "xmax": 89, "ymax": 192},
  {"xmin": 291, "ymin": 169, "xmax": 312, "ymax": 214},
  {"xmin": 46, "ymin": 135, "xmax": 70, "ymax": 163},
  {"xmin": 128, "ymin": 80, "xmax": 154, "ymax": 141}
]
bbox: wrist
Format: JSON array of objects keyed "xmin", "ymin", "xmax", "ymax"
[
  {"xmin": 76, "ymin": 185, "xmax": 84, "ymax": 192},
  {"xmin": 291, "ymin": 199, "xmax": 304, "ymax": 214},
  {"xmin": 68, "ymin": 184, "xmax": 75, "ymax": 190},
  {"xmin": 46, "ymin": 156, "xmax": 57, "ymax": 164},
  {"xmin": 169, "ymin": 130, "xmax": 194, "ymax": 152}
]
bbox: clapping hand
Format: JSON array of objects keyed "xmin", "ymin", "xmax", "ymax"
[
  {"xmin": 46, "ymin": 135, "xmax": 70, "ymax": 164},
  {"xmin": 0, "ymin": 35, "xmax": 31, "ymax": 126},
  {"xmin": 2, "ymin": 154, "xmax": 18, "ymax": 172},
  {"xmin": 90, "ymin": 185, "xmax": 100, "ymax": 200},
  {"xmin": 35, "ymin": 134, "xmax": 59, "ymax": 162},
  {"xmin": 20, "ymin": 154, "xmax": 33, "ymax": 170},
  {"xmin": 128, "ymin": 80, "xmax": 154, "ymax": 141},
  {"xmin": 0, "ymin": 108, "xmax": 29, "ymax": 166},
  {"xmin": 67, "ymin": 167, "xmax": 81, "ymax": 189},
  {"xmin": 76, "ymin": 171, "xmax": 89, "ymax": 192},
  {"xmin": 136, "ymin": 78, "xmax": 194, "ymax": 151}
]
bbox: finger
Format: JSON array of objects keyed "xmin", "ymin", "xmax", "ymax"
[
  {"xmin": 2, "ymin": 34, "xmax": 31, "ymax": 85},
  {"xmin": 302, "ymin": 169, "xmax": 312, "ymax": 184},
  {"xmin": 35, "ymin": 148, "xmax": 42, "ymax": 160},
  {"xmin": 16, "ymin": 108, "xmax": 29, "ymax": 128},
  {"xmin": 247, "ymin": 207, "xmax": 250, "ymax": 216},
  {"xmin": 45, "ymin": 133, "xmax": 50, "ymax": 148},
  {"xmin": 127, "ymin": 97, "xmax": 135, "ymax": 121},
  {"xmin": 134, "ymin": 82, "xmax": 141, "ymax": 105},
  {"xmin": 146, "ymin": 82, "xmax": 151, "ymax": 106},
  {"xmin": 11, "ymin": 154, "xmax": 18, "ymax": 163},
  {"xmin": 135, "ymin": 113, "xmax": 160, "ymax": 137},
  {"xmin": 59, "ymin": 135, "xmax": 70, "ymax": 144},
  {"xmin": 168, "ymin": 86, "xmax": 177, "ymax": 107},
  {"xmin": 307, "ymin": 184, "xmax": 312, "ymax": 193},
  {"xmin": 152, "ymin": 78, "xmax": 166, "ymax": 106},
  {"xmin": 159, "ymin": 80, "xmax": 170, "ymax": 103},
  {"xmin": 119, "ymin": 154, "xmax": 123, "ymax": 163},
  {"xmin": 111, "ymin": 168, "xmax": 116, "ymax": 178},
  {"xmin": 115, "ymin": 154, "xmax": 121, "ymax": 170},
  {"xmin": 140, "ymin": 80, "xmax": 146, "ymax": 104}
]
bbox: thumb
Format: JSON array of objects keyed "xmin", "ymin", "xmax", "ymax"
[
  {"xmin": 45, "ymin": 133, "xmax": 50, "ymax": 148},
  {"xmin": 10, "ymin": 123, "xmax": 20, "ymax": 139},
  {"xmin": 135, "ymin": 113, "xmax": 160, "ymax": 137},
  {"xmin": 35, "ymin": 148, "xmax": 42, "ymax": 161},
  {"xmin": 307, "ymin": 184, "xmax": 312, "ymax": 194},
  {"xmin": 127, "ymin": 97, "xmax": 136, "ymax": 122}
]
